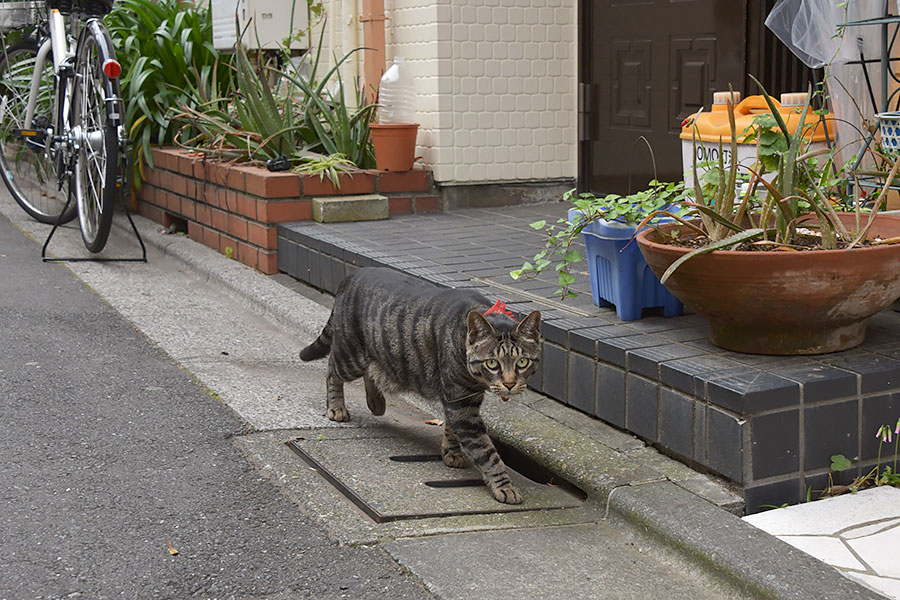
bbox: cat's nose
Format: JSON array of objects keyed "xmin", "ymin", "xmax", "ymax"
[{"xmin": 502, "ymin": 381, "xmax": 516, "ymax": 390}]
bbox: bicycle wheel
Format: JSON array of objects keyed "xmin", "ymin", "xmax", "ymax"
[
  {"xmin": 71, "ymin": 20, "xmax": 120, "ymax": 253},
  {"xmin": 0, "ymin": 39, "xmax": 75, "ymax": 224}
]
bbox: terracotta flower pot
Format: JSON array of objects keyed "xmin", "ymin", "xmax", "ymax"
[
  {"xmin": 369, "ymin": 123, "xmax": 419, "ymax": 172},
  {"xmin": 636, "ymin": 213, "xmax": 900, "ymax": 354}
]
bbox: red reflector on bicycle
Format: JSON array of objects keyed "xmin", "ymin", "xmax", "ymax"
[{"xmin": 102, "ymin": 59, "xmax": 121, "ymax": 79}]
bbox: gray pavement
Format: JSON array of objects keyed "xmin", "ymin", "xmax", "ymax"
[
  {"xmin": 0, "ymin": 191, "xmax": 885, "ymax": 599},
  {"xmin": 0, "ymin": 210, "xmax": 428, "ymax": 598}
]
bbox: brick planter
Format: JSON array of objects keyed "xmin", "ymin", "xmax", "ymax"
[{"xmin": 137, "ymin": 147, "xmax": 438, "ymax": 274}]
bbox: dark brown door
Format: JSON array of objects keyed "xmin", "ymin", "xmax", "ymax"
[{"xmin": 581, "ymin": 0, "xmax": 746, "ymax": 193}]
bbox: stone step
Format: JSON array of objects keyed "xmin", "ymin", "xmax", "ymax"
[{"xmin": 311, "ymin": 194, "xmax": 389, "ymax": 223}]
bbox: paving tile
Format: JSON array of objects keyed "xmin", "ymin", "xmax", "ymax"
[
  {"xmin": 597, "ymin": 334, "xmax": 669, "ymax": 368},
  {"xmin": 627, "ymin": 343, "xmax": 708, "ymax": 381},
  {"xmin": 823, "ymin": 352, "xmax": 900, "ymax": 394},
  {"xmin": 843, "ymin": 572, "xmax": 900, "ymax": 600},
  {"xmin": 660, "ymin": 355, "xmax": 748, "ymax": 396},
  {"xmin": 842, "ymin": 517, "xmax": 900, "ymax": 540},
  {"xmin": 745, "ymin": 485, "xmax": 900, "ymax": 536},
  {"xmin": 751, "ymin": 410, "xmax": 799, "ymax": 479},
  {"xmin": 804, "ymin": 400, "xmax": 858, "ymax": 471},
  {"xmin": 540, "ymin": 319, "xmax": 569, "ymax": 346},
  {"xmin": 776, "ymin": 536, "xmax": 867, "ymax": 571},
  {"xmin": 770, "ymin": 363, "xmax": 858, "ymax": 403},
  {"xmin": 706, "ymin": 372, "xmax": 801, "ymax": 414}
]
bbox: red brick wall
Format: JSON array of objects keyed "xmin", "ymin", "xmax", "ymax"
[{"xmin": 137, "ymin": 148, "xmax": 438, "ymax": 274}]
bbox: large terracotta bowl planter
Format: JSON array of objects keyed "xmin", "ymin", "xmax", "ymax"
[{"xmin": 636, "ymin": 213, "xmax": 900, "ymax": 354}]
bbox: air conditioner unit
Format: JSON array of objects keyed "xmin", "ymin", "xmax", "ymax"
[{"xmin": 211, "ymin": 0, "xmax": 309, "ymax": 51}]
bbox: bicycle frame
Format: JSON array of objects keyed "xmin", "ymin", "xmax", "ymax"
[{"xmin": 23, "ymin": 8, "xmax": 72, "ymax": 134}]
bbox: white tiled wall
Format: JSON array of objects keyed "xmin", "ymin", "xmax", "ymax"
[{"xmin": 316, "ymin": 0, "xmax": 577, "ymax": 185}]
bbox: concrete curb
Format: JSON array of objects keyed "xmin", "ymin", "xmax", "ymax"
[{"xmin": 120, "ymin": 213, "xmax": 881, "ymax": 600}]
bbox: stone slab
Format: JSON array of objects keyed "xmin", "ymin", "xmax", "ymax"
[
  {"xmin": 743, "ymin": 487, "xmax": 900, "ymax": 537},
  {"xmin": 287, "ymin": 429, "xmax": 583, "ymax": 522},
  {"xmin": 312, "ymin": 194, "xmax": 389, "ymax": 223}
]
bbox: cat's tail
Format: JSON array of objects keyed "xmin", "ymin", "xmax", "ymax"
[{"xmin": 300, "ymin": 320, "xmax": 332, "ymax": 361}]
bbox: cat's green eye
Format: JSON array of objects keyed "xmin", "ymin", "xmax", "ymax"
[
  {"xmin": 484, "ymin": 359, "xmax": 500, "ymax": 370},
  {"xmin": 516, "ymin": 358, "xmax": 531, "ymax": 369}
]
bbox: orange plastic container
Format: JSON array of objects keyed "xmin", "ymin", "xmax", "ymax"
[{"xmin": 681, "ymin": 92, "xmax": 834, "ymax": 184}]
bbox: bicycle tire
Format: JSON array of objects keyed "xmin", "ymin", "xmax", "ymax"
[
  {"xmin": 71, "ymin": 19, "xmax": 120, "ymax": 253},
  {"xmin": 0, "ymin": 39, "xmax": 76, "ymax": 225}
]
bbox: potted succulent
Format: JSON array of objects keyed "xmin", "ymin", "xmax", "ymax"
[
  {"xmin": 511, "ymin": 181, "xmax": 688, "ymax": 321},
  {"xmin": 634, "ymin": 80, "xmax": 900, "ymax": 355}
]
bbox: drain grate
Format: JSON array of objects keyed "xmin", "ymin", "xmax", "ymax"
[{"xmin": 286, "ymin": 430, "xmax": 583, "ymax": 523}]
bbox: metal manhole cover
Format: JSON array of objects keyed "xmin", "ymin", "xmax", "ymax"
[{"xmin": 286, "ymin": 431, "xmax": 583, "ymax": 523}]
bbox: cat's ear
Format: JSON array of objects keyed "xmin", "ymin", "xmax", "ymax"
[
  {"xmin": 467, "ymin": 310, "xmax": 496, "ymax": 343},
  {"xmin": 514, "ymin": 310, "xmax": 541, "ymax": 342}
]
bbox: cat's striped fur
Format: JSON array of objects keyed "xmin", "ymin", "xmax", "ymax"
[{"xmin": 300, "ymin": 267, "xmax": 541, "ymax": 504}]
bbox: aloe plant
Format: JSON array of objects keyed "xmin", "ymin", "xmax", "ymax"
[
  {"xmin": 106, "ymin": 0, "xmax": 233, "ymax": 187},
  {"xmin": 519, "ymin": 77, "xmax": 900, "ymax": 299},
  {"xmin": 639, "ymin": 80, "xmax": 900, "ymax": 285},
  {"xmin": 171, "ymin": 20, "xmax": 376, "ymax": 173}
]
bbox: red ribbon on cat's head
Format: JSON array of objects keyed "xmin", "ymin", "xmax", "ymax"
[{"xmin": 483, "ymin": 299, "xmax": 517, "ymax": 321}]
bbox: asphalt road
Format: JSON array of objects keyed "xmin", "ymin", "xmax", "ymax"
[{"xmin": 0, "ymin": 214, "xmax": 430, "ymax": 599}]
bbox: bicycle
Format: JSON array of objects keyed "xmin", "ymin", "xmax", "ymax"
[{"xmin": 0, "ymin": 0, "xmax": 124, "ymax": 253}]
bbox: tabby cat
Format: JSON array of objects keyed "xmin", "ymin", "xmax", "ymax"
[{"xmin": 299, "ymin": 267, "xmax": 541, "ymax": 504}]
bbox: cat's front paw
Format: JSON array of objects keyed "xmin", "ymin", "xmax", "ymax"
[
  {"xmin": 490, "ymin": 483, "xmax": 522, "ymax": 505},
  {"xmin": 442, "ymin": 449, "xmax": 468, "ymax": 468},
  {"xmin": 327, "ymin": 406, "xmax": 350, "ymax": 422}
]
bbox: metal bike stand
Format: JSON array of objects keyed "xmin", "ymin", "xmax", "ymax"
[{"xmin": 40, "ymin": 182, "xmax": 147, "ymax": 263}]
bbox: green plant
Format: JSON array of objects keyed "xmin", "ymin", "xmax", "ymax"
[
  {"xmin": 510, "ymin": 181, "xmax": 691, "ymax": 299},
  {"xmin": 648, "ymin": 79, "xmax": 900, "ymax": 286},
  {"xmin": 826, "ymin": 417, "xmax": 900, "ymax": 496},
  {"xmin": 172, "ymin": 21, "xmax": 376, "ymax": 172},
  {"xmin": 105, "ymin": 0, "xmax": 233, "ymax": 187}
]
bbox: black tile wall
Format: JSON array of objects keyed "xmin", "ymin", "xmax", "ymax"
[
  {"xmin": 296, "ymin": 243, "xmax": 310, "ymax": 280},
  {"xmin": 659, "ymin": 389, "xmax": 694, "ymax": 459},
  {"xmin": 541, "ymin": 343, "xmax": 567, "ymax": 403},
  {"xmin": 744, "ymin": 479, "xmax": 804, "ymax": 514},
  {"xmin": 707, "ymin": 407, "xmax": 744, "ymax": 483},
  {"xmin": 804, "ymin": 400, "xmax": 858, "ymax": 471},
  {"xmin": 596, "ymin": 362, "xmax": 626, "ymax": 427},
  {"xmin": 277, "ymin": 236, "xmax": 294, "ymax": 274},
  {"xmin": 861, "ymin": 393, "xmax": 899, "ymax": 460},
  {"xmin": 626, "ymin": 374, "xmax": 658, "ymax": 442},
  {"xmin": 693, "ymin": 402, "xmax": 707, "ymax": 464},
  {"xmin": 567, "ymin": 353, "xmax": 596, "ymax": 415},
  {"xmin": 751, "ymin": 410, "xmax": 799, "ymax": 479}
]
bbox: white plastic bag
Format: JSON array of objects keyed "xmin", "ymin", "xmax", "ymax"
[{"xmin": 765, "ymin": 0, "xmax": 855, "ymax": 68}]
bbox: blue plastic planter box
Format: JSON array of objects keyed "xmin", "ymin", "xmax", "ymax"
[{"xmin": 569, "ymin": 209, "xmax": 683, "ymax": 321}]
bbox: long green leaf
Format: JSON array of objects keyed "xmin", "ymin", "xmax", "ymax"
[{"xmin": 660, "ymin": 228, "xmax": 766, "ymax": 284}]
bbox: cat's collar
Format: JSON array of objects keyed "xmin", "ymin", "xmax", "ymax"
[{"xmin": 483, "ymin": 299, "xmax": 517, "ymax": 321}]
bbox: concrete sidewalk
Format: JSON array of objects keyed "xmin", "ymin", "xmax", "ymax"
[{"xmin": 2, "ymin": 193, "xmax": 887, "ymax": 599}]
